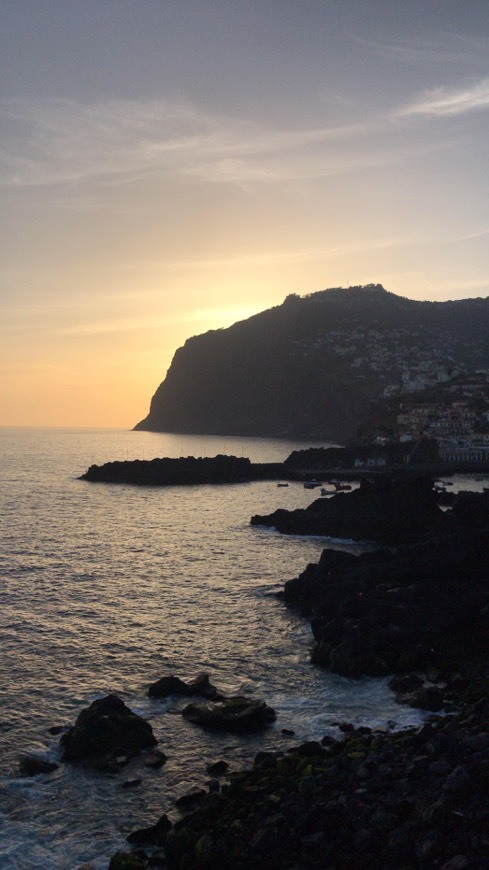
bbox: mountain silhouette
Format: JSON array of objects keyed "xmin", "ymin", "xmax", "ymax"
[{"xmin": 135, "ymin": 285, "xmax": 489, "ymax": 441}]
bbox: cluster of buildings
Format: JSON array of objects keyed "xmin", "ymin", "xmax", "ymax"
[
  {"xmin": 290, "ymin": 320, "xmax": 475, "ymax": 402},
  {"xmin": 397, "ymin": 373, "xmax": 489, "ymax": 464},
  {"xmin": 287, "ymin": 305, "xmax": 489, "ymax": 466}
]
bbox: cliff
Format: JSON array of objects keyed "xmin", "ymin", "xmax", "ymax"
[{"xmin": 135, "ymin": 285, "xmax": 489, "ymax": 441}]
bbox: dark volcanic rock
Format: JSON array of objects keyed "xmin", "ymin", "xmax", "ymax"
[
  {"xmin": 148, "ymin": 675, "xmax": 189, "ymax": 698},
  {"xmin": 252, "ymin": 475, "xmax": 443, "ymax": 544},
  {"xmin": 60, "ymin": 694, "xmax": 157, "ymax": 765},
  {"xmin": 283, "ymin": 525, "xmax": 489, "ymax": 678},
  {"xmin": 450, "ymin": 488, "xmax": 489, "ymax": 528},
  {"xmin": 148, "ymin": 672, "xmax": 224, "ymax": 700},
  {"xmin": 127, "ymin": 813, "xmax": 172, "ymax": 846},
  {"xmin": 143, "ymin": 749, "xmax": 167, "ymax": 769},
  {"xmin": 81, "ymin": 454, "xmax": 285, "ymax": 486},
  {"xmin": 206, "ymin": 759, "xmax": 229, "ymax": 776},
  {"xmin": 182, "ymin": 696, "xmax": 276, "ymax": 733},
  {"xmin": 175, "ymin": 789, "xmax": 207, "ymax": 809},
  {"xmin": 18, "ymin": 755, "xmax": 59, "ymax": 776},
  {"xmin": 125, "ymin": 701, "xmax": 489, "ymax": 870}
]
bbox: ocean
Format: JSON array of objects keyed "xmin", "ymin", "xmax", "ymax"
[{"xmin": 0, "ymin": 427, "xmax": 442, "ymax": 868}]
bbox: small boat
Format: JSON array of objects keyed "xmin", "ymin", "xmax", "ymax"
[
  {"xmin": 304, "ymin": 480, "xmax": 321, "ymax": 489},
  {"xmin": 320, "ymin": 487, "xmax": 336, "ymax": 496},
  {"xmin": 277, "ymin": 482, "xmax": 289, "ymax": 487}
]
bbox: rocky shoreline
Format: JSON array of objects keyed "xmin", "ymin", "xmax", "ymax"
[
  {"xmin": 105, "ymin": 477, "xmax": 489, "ymax": 868},
  {"xmin": 109, "ymin": 688, "xmax": 489, "ymax": 869},
  {"xmin": 30, "ymin": 470, "xmax": 488, "ymax": 867}
]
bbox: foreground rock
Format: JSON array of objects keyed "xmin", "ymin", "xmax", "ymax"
[
  {"xmin": 115, "ymin": 685, "xmax": 489, "ymax": 869},
  {"xmin": 148, "ymin": 672, "xmax": 224, "ymax": 700},
  {"xmin": 182, "ymin": 697, "xmax": 276, "ymax": 733},
  {"xmin": 251, "ymin": 475, "xmax": 443, "ymax": 545},
  {"xmin": 60, "ymin": 694, "xmax": 157, "ymax": 766},
  {"xmin": 127, "ymin": 813, "xmax": 172, "ymax": 846},
  {"xmin": 18, "ymin": 755, "xmax": 59, "ymax": 776}
]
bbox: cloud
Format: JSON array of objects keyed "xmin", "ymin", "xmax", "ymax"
[
  {"xmin": 0, "ymin": 96, "xmax": 370, "ymax": 193},
  {"xmin": 352, "ymin": 32, "xmax": 488, "ymax": 69},
  {"xmin": 3, "ymin": 94, "xmax": 438, "ymax": 204},
  {"xmin": 398, "ymin": 77, "xmax": 489, "ymax": 117},
  {"xmin": 0, "ymin": 95, "xmax": 453, "ymax": 210}
]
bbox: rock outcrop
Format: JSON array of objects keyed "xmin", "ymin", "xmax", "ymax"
[
  {"xmin": 281, "ymin": 489, "xmax": 489, "ymax": 678},
  {"xmin": 182, "ymin": 697, "xmax": 276, "ymax": 733},
  {"xmin": 81, "ymin": 455, "xmax": 286, "ymax": 486},
  {"xmin": 252, "ymin": 475, "xmax": 443, "ymax": 545},
  {"xmin": 60, "ymin": 695, "xmax": 157, "ymax": 766},
  {"xmin": 148, "ymin": 672, "xmax": 224, "ymax": 700}
]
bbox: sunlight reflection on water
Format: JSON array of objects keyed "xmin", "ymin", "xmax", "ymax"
[{"xmin": 3, "ymin": 428, "xmax": 475, "ymax": 867}]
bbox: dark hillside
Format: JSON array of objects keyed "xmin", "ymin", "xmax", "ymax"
[{"xmin": 135, "ymin": 286, "xmax": 489, "ymax": 441}]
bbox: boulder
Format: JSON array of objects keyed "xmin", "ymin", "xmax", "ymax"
[
  {"xmin": 127, "ymin": 813, "xmax": 172, "ymax": 845},
  {"xmin": 182, "ymin": 696, "xmax": 276, "ymax": 733},
  {"xmin": 143, "ymin": 749, "xmax": 167, "ymax": 768},
  {"xmin": 398, "ymin": 686, "xmax": 445, "ymax": 712},
  {"xmin": 186, "ymin": 673, "xmax": 224, "ymax": 699},
  {"xmin": 109, "ymin": 853, "xmax": 147, "ymax": 870},
  {"xmin": 148, "ymin": 672, "xmax": 224, "ymax": 700},
  {"xmin": 206, "ymin": 759, "xmax": 229, "ymax": 776},
  {"xmin": 19, "ymin": 755, "xmax": 59, "ymax": 776},
  {"xmin": 175, "ymin": 789, "xmax": 207, "ymax": 809},
  {"xmin": 148, "ymin": 675, "xmax": 189, "ymax": 698},
  {"xmin": 60, "ymin": 694, "xmax": 157, "ymax": 765}
]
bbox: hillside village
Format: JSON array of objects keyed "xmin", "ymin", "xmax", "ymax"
[
  {"xmin": 395, "ymin": 371, "xmax": 489, "ymax": 464},
  {"xmin": 284, "ymin": 288, "xmax": 489, "ymax": 465}
]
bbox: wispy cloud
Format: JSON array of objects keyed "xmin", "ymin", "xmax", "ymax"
[
  {"xmin": 0, "ymin": 96, "xmax": 369, "ymax": 193},
  {"xmin": 353, "ymin": 32, "xmax": 488, "ymax": 69},
  {"xmin": 398, "ymin": 77, "xmax": 489, "ymax": 117},
  {"xmin": 0, "ymin": 95, "xmax": 456, "ymax": 210},
  {"xmin": 452, "ymin": 228, "xmax": 489, "ymax": 243}
]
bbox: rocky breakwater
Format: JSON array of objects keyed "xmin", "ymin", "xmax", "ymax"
[{"xmin": 81, "ymin": 455, "xmax": 286, "ymax": 486}]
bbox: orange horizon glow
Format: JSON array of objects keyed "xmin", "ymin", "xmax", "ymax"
[{"xmin": 2, "ymin": 3, "xmax": 489, "ymax": 427}]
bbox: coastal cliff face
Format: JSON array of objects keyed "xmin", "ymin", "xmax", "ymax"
[{"xmin": 135, "ymin": 285, "xmax": 489, "ymax": 441}]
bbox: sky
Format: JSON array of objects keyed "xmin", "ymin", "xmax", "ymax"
[{"xmin": 2, "ymin": 0, "xmax": 489, "ymax": 427}]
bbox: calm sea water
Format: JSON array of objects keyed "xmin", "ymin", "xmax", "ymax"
[{"xmin": 1, "ymin": 427, "xmax": 463, "ymax": 869}]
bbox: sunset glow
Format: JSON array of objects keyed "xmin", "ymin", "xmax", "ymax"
[{"xmin": 2, "ymin": 1, "xmax": 489, "ymax": 426}]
